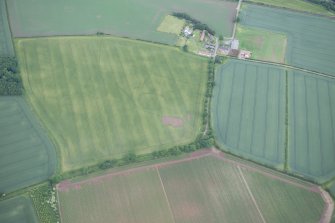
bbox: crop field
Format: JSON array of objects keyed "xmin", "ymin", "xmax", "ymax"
[
  {"xmin": 16, "ymin": 36, "xmax": 208, "ymax": 171},
  {"xmin": 157, "ymin": 15, "xmax": 185, "ymax": 35},
  {"xmin": 212, "ymin": 60, "xmax": 286, "ymax": 168},
  {"xmin": 0, "ymin": 0, "xmax": 14, "ymax": 56},
  {"xmin": 57, "ymin": 150, "xmax": 325, "ymax": 223},
  {"xmin": 0, "ymin": 196, "xmax": 38, "ymax": 223},
  {"xmin": 236, "ymin": 25, "xmax": 287, "ymax": 63},
  {"xmin": 288, "ymin": 70, "xmax": 335, "ymax": 182},
  {"xmin": 246, "ymin": 0, "xmax": 334, "ymax": 16},
  {"xmin": 241, "ymin": 170, "xmax": 325, "ymax": 223},
  {"xmin": 7, "ymin": 0, "xmax": 237, "ymax": 44},
  {"xmin": 240, "ymin": 4, "xmax": 335, "ymax": 75},
  {"xmin": 0, "ymin": 97, "xmax": 56, "ymax": 193}
]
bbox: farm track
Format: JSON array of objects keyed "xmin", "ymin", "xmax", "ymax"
[
  {"xmin": 57, "ymin": 148, "xmax": 333, "ymax": 222},
  {"xmin": 232, "ymin": 58, "xmax": 335, "ymax": 80}
]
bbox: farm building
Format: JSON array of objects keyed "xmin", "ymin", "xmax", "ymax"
[
  {"xmin": 238, "ymin": 50, "xmax": 252, "ymax": 59},
  {"xmin": 231, "ymin": 39, "xmax": 239, "ymax": 50},
  {"xmin": 200, "ymin": 30, "xmax": 206, "ymax": 41},
  {"xmin": 183, "ymin": 26, "xmax": 193, "ymax": 37}
]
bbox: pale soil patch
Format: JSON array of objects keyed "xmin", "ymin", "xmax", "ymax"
[{"xmin": 162, "ymin": 116, "xmax": 184, "ymax": 127}]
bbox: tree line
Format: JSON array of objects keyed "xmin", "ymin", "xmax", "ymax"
[
  {"xmin": 172, "ymin": 12, "xmax": 216, "ymax": 35},
  {"xmin": 0, "ymin": 57, "xmax": 22, "ymax": 95},
  {"xmin": 307, "ymin": 0, "xmax": 335, "ymax": 12}
]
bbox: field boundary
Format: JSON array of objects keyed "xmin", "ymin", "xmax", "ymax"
[
  {"xmin": 56, "ymin": 148, "xmax": 333, "ymax": 222},
  {"xmin": 237, "ymin": 165, "xmax": 266, "ymax": 223},
  {"xmin": 243, "ymin": 1, "xmax": 335, "ymax": 19},
  {"xmin": 230, "ymin": 57, "xmax": 335, "ymax": 80},
  {"xmin": 156, "ymin": 167, "xmax": 176, "ymax": 223}
]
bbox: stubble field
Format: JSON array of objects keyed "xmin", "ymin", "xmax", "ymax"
[{"xmin": 16, "ymin": 36, "xmax": 208, "ymax": 171}]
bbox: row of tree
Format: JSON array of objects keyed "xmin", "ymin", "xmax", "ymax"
[
  {"xmin": 0, "ymin": 57, "xmax": 22, "ymax": 95},
  {"xmin": 307, "ymin": 0, "xmax": 335, "ymax": 11},
  {"xmin": 172, "ymin": 12, "xmax": 216, "ymax": 35}
]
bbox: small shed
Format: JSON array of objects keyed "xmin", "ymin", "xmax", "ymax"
[
  {"xmin": 183, "ymin": 26, "xmax": 193, "ymax": 37},
  {"xmin": 200, "ymin": 30, "xmax": 206, "ymax": 41}
]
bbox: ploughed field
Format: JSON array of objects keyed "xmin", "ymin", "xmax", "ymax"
[
  {"xmin": 0, "ymin": 97, "xmax": 56, "ymax": 193},
  {"xmin": 0, "ymin": 0, "xmax": 14, "ymax": 56},
  {"xmin": 239, "ymin": 4, "xmax": 335, "ymax": 75},
  {"xmin": 16, "ymin": 36, "xmax": 208, "ymax": 171},
  {"xmin": 7, "ymin": 0, "xmax": 237, "ymax": 44},
  {"xmin": 212, "ymin": 60, "xmax": 335, "ymax": 183},
  {"xmin": 0, "ymin": 196, "xmax": 38, "ymax": 223},
  {"xmin": 57, "ymin": 150, "xmax": 325, "ymax": 223}
]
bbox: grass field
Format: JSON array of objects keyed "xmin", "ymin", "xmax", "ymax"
[
  {"xmin": 0, "ymin": 0, "xmax": 14, "ymax": 56},
  {"xmin": 16, "ymin": 36, "xmax": 208, "ymax": 171},
  {"xmin": 7, "ymin": 0, "xmax": 237, "ymax": 44},
  {"xmin": 235, "ymin": 25, "xmax": 287, "ymax": 63},
  {"xmin": 157, "ymin": 15, "xmax": 185, "ymax": 35},
  {"xmin": 246, "ymin": 0, "xmax": 335, "ymax": 16},
  {"xmin": 212, "ymin": 60, "xmax": 286, "ymax": 168},
  {"xmin": 0, "ymin": 196, "xmax": 38, "ymax": 223},
  {"xmin": 240, "ymin": 4, "xmax": 335, "ymax": 75},
  {"xmin": 0, "ymin": 97, "xmax": 56, "ymax": 193},
  {"xmin": 57, "ymin": 151, "xmax": 325, "ymax": 223},
  {"xmin": 288, "ymin": 71, "xmax": 335, "ymax": 182}
]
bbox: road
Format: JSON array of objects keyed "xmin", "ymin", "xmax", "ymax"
[{"xmin": 232, "ymin": 0, "xmax": 243, "ymax": 39}]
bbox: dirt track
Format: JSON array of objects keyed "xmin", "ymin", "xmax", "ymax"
[{"xmin": 57, "ymin": 148, "xmax": 334, "ymax": 223}]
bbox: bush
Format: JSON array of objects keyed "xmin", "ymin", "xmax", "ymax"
[
  {"xmin": 99, "ymin": 160, "xmax": 117, "ymax": 170},
  {"xmin": 0, "ymin": 57, "xmax": 22, "ymax": 95},
  {"xmin": 123, "ymin": 152, "xmax": 137, "ymax": 164},
  {"xmin": 172, "ymin": 12, "xmax": 216, "ymax": 35}
]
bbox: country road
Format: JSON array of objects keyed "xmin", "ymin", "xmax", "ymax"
[{"xmin": 232, "ymin": 0, "xmax": 243, "ymax": 39}]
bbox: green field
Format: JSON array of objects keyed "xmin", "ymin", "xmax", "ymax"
[
  {"xmin": 240, "ymin": 4, "xmax": 335, "ymax": 75},
  {"xmin": 0, "ymin": 196, "xmax": 38, "ymax": 223},
  {"xmin": 16, "ymin": 36, "xmax": 208, "ymax": 171},
  {"xmin": 7, "ymin": 0, "xmax": 237, "ymax": 44},
  {"xmin": 236, "ymin": 25, "xmax": 287, "ymax": 63},
  {"xmin": 0, "ymin": 0, "xmax": 14, "ymax": 56},
  {"xmin": 57, "ymin": 153, "xmax": 325, "ymax": 223},
  {"xmin": 246, "ymin": 0, "xmax": 334, "ymax": 16},
  {"xmin": 157, "ymin": 15, "xmax": 185, "ymax": 35},
  {"xmin": 212, "ymin": 60, "xmax": 286, "ymax": 168},
  {"xmin": 288, "ymin": 71, "xmax": 335, "ymax": 182},
  {"xmin": 0, "ymin": 97, "xmax": 56, "ymax": 192}
]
